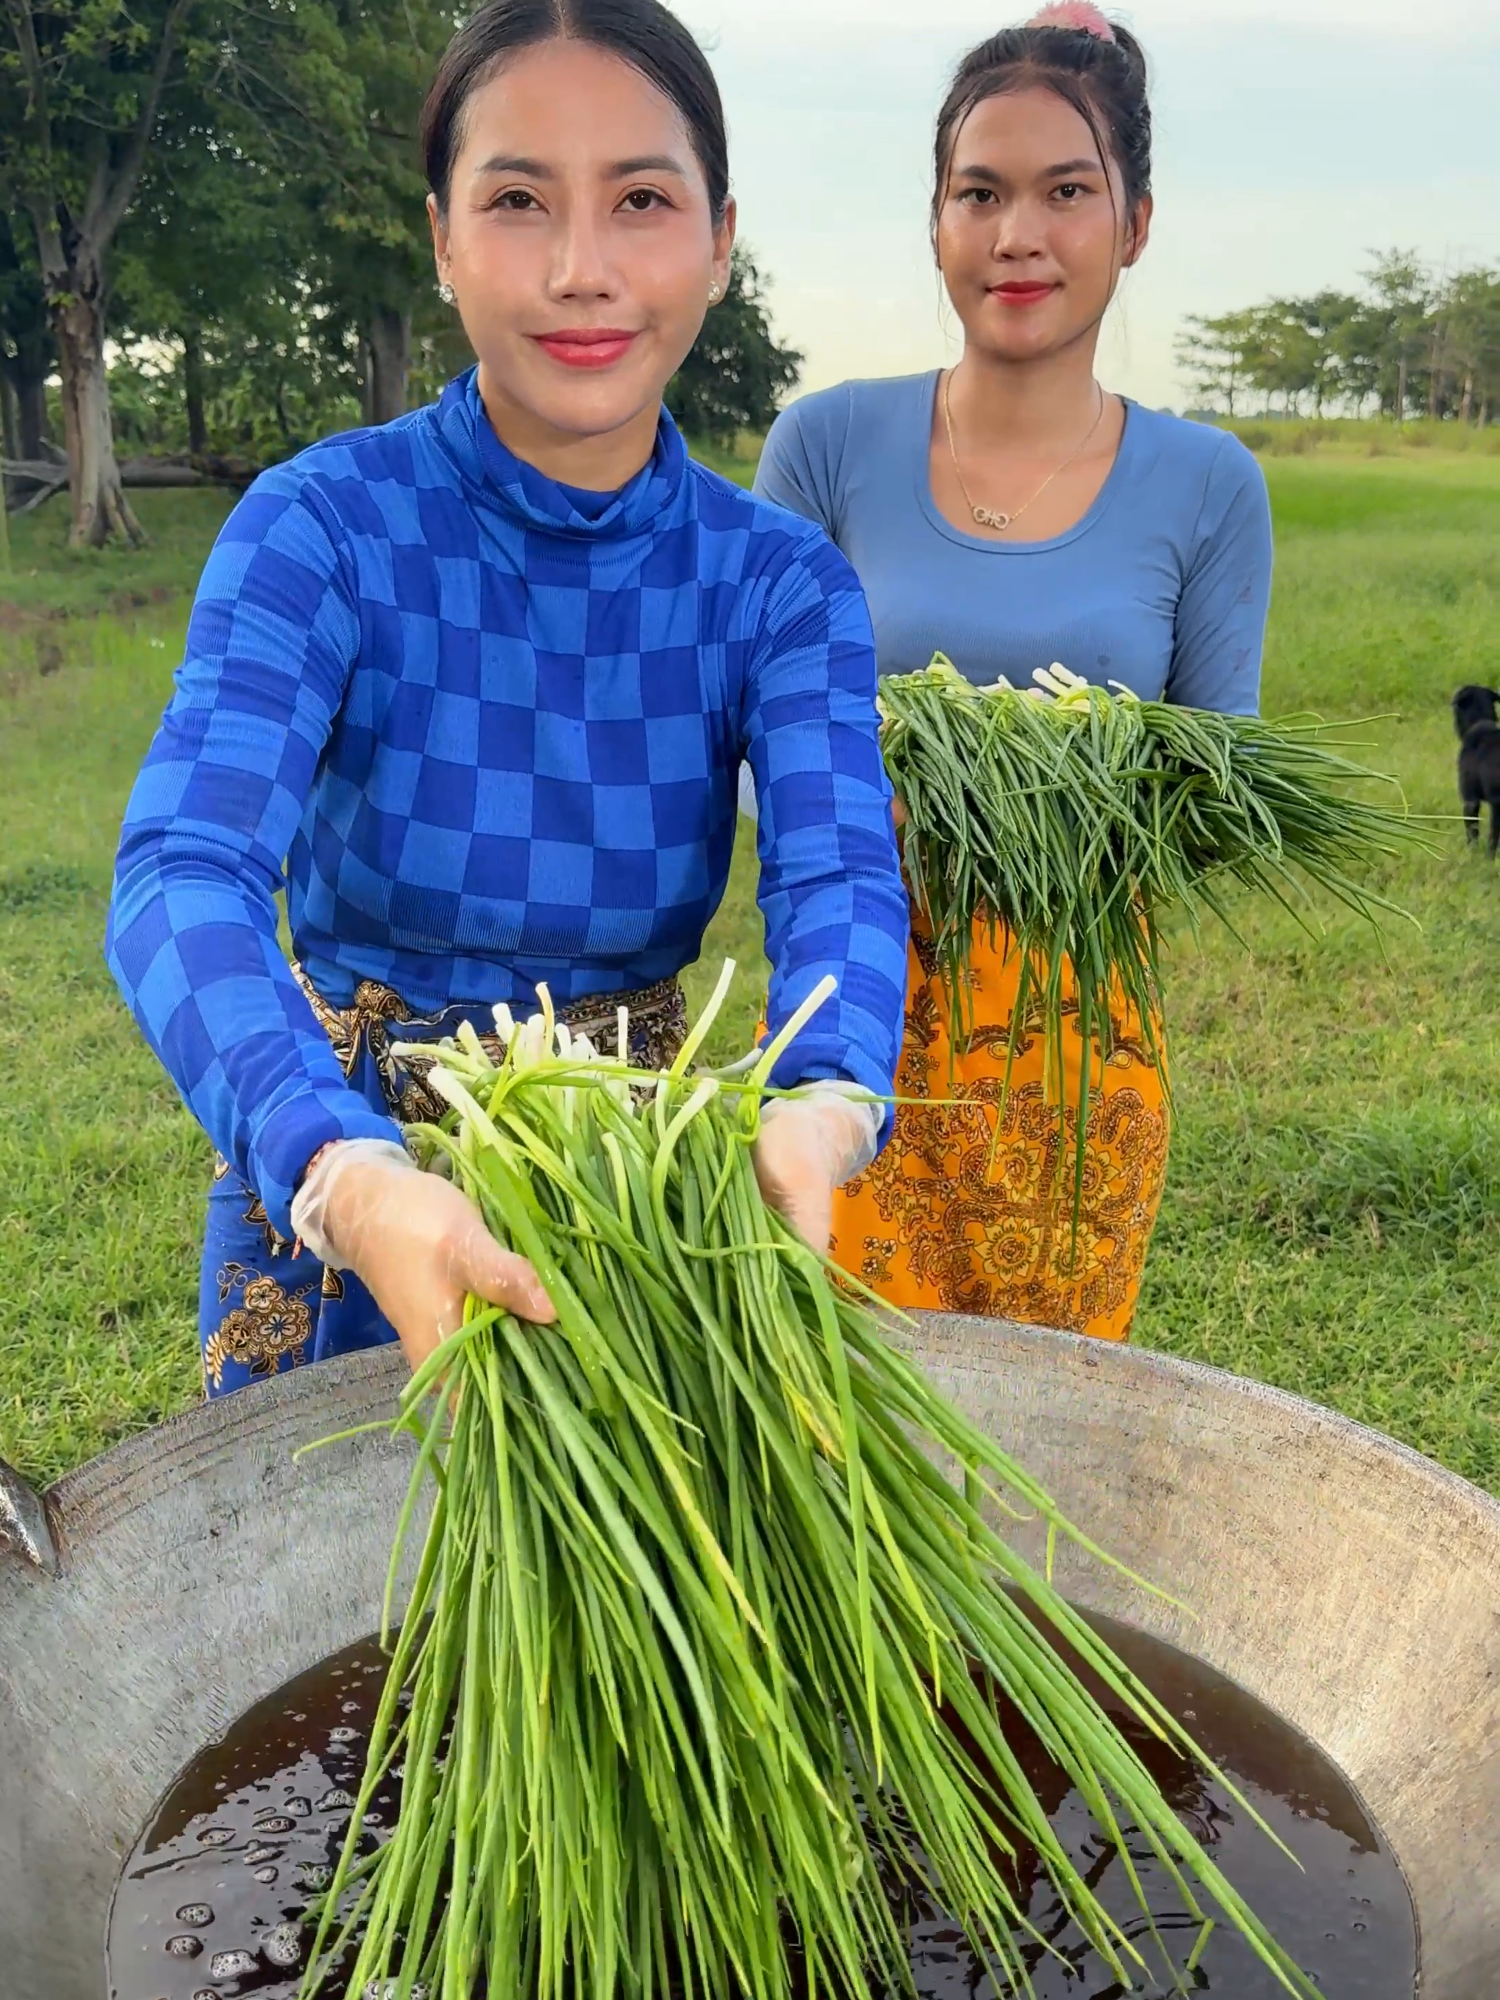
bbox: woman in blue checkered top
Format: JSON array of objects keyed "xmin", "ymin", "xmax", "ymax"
[{"xmin": 106, "ymin": 0, "xmax": 909, "ymax": 1398}]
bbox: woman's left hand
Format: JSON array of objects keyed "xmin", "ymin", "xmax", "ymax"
[{"xmin": 752, "ymin": 1091, "xmax": 882, "ymax": 1252}]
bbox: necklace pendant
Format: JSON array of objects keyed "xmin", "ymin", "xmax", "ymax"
[{"xmin": 973, "ymin": 505, "xmax": 1011, "ymax": 531}]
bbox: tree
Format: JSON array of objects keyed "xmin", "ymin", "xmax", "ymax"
[
  {"xmin": 1175, "ymin": 309, "xmax": 1261, "ymax": 416},
  {"xmin": 105, "ymin": 0, "xmax": 455, "ymax": 450},
  {"xmin": 110, "ymin": 96, "xmax": 303, "ymax": 456},
  {"xmin": 1327, "ymin": 298, "xmax": 1387, "ymax": 416},
  {"xmin": 1241, "ymin": 302, "xmax": 1320, "ymax": 416},
  {"xmin": 667, "ymin": 248, "xmax": 802, "ymax": 445},
  {"xmin": 110, "ymin": 99, "xmax": 365, "ymax": 461},
  {"xmin": 1434, "ymin": 267, "xmax": 1500, "ymax": 427},
  {"xmin": 1361, "ymin": 251, "xmax": 1432, "ymax": 421},
  {"xmin": 1175, "ymin": 253, "xmax": 1497, "ymax": 428},
  {"xmin": 0, "ymin": 0, "xmax": 377, "ymax": 545},
  {"xmin": 316, "ymin": 0, "xmax": 458, "ymax": 425},
  {"xmin": 0, "ymin": 0, "xmax": 202, "ymax": 544},
  {"xmin": 1283, "ymin": 292, "xmax": 1361, "ymax": 417},
  {"xmin": 1186, "ymin": 296, "xmax": 1359, "ymax": 419},
  {"xmin": 0, "ymin": 207, "xmax": 53, "ymax": 461}
]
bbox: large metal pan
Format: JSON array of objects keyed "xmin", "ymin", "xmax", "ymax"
[{"xmin": 4, "ymin": 1317, "xmax": 1496, "ymax": 1996}]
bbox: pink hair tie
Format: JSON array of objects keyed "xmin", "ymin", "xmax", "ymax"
[{"xmin": 1027, "ymin": 1, "xmax": 1118, "ymax": 40}]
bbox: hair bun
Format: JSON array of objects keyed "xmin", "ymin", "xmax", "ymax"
[{"xmin": 1026, "ymin": 1, "xmax": 1118, "ymax": 40}]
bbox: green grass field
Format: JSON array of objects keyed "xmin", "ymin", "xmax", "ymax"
[{"xmin": 2, "ymin": 445, "xmax": 1497, "ymax": 1493}]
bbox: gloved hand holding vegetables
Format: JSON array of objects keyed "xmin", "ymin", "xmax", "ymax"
[
  {"xmin": 751, "ymin": 1083, "xmax": 881, "ymax": 1251},
  {"xmin": 291, "ymin": 1137, "xmax": 558, "ymax": 1373}
]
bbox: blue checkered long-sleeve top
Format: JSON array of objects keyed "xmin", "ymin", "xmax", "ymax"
[{"xmin": 107, "ymin": 372, "xmax": 909, "ymax": 1237}]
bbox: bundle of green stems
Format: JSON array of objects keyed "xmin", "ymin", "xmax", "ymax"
[
  {"xmin": 299, "ymin": 967, "xmax": 1315, "ymax": 2000},
  {"xmin": 880, "ymin": 656, "xmax": 1423, "ymax": 1211}
]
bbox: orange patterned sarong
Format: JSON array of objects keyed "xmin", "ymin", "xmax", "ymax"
[{"xmin": 831, "ymin": 920, "xmax": 1170, "ymax": 1342}]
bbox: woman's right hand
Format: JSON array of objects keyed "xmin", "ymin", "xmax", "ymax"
[{"xmin": 292, "ymin": 1140, "xmax": 556, "ymax": 1375}]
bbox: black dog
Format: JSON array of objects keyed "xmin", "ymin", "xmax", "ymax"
[{"xmin": 1453, "ymin": 685, "xmax": 1500, "ymax": 855}]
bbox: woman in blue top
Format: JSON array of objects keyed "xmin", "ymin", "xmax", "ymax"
[
  {"xmin": 107, "ymin": 0, "xmax": 908, "ymax": 1397},
  {"xmin": 755, "ymin": 3, "xmax": 1272, "ymax": 1340}
]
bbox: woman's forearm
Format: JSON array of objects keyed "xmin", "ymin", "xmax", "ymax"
[
  {"xmin": 741, "ymin": 540, "xmax": 909, "ymax": 1134},
  {"xmin": 107, "ymin": 833, "xmax": 402, "ymax": 1236}
]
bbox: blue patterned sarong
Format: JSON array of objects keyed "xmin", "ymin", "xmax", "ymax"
[{"xmin": 198, "ymin": 970, "xmax": 687, "ymax": 1397}]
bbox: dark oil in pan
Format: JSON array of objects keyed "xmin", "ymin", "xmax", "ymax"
[{"xmin": 107, "ymin": 1613, "xmax": 1416, "ymax": 2000}]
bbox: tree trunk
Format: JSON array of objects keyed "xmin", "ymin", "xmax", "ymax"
[
  {"xmin": 182, "ymin": 327, "xmax": 208, "ymax": 455},
  {"xmin": 12, "ymin": 340, "xmax": 50, "ymax": 460},
  {"xmin": 0, "ymin": 365, "xmax": 17, "ymax": 464},
  {"xmin": 1460, "ymin": 370, "xmax": 1474, "ymax": 426},
  {"xmin": 3, "ymin": 282, "xmax": 55, "ymax": 460},
  {"xmin": 1395, "ymin": 356, "xmax": 1408, "ymax": 424},
  {"xmin": 358, "ymin": 335, "xmax": 374, "ymax": 425},
  {"xmin": 50, "ymin": 238, "xmax": 145, "ymax": 549},
  {"xmin": 18, "ymin": 372, "xmax": 48, "ymax": 459},
  {"xmin": 366, "ymin": 306, "xmax": 411, "ymax": 426}
]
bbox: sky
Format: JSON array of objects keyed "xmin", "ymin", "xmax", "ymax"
[{"xmin": 672, "ymin": 0, "xmax": 1500, "ymax": 409}]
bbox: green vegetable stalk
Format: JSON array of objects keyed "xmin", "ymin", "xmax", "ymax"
[
  {"xmin": 880, "ymin": 656, "xmax": 1425, "ymax": 1218},
  {"xmin": 299, "ymin": 967, "xmax": 1316, "ymax": 2000}
]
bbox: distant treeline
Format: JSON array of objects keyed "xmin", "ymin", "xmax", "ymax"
[{"xmin": 1177, "ymin": 251, "xmax": 1499, "ymax": 426}]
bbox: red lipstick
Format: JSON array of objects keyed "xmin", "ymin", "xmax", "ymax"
[
  {"xmin": 989, "ymin": 281, "xmax": 1057, "ymax": 306},
  {"xmin": 532, "ymin": 329, "xmax": 640, "ymax": 369}
]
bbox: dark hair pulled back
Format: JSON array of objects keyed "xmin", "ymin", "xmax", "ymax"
[
  {"xmin": 421, "ymin": 0, "xmax": 729, "ymax": 219},
  {"xmin": 932, "ymin": 16, "xmax": 1151, "ymax": 233}
]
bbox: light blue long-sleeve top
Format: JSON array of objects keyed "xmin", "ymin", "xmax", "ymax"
[{"xmin": 753, "ymin": 371, "xmax": 1272, "ymax": 712}]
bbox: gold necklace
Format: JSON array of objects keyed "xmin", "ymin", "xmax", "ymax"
[{"xmin": 941, "ymin": 371, "xmax": 1108, "ymax": 534}]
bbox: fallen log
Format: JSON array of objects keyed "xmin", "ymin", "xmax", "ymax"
[
  {"xmin": 3, "ymin": 451, "xmax": 264, "ymax": 513},
  {"xmin": 1, "ymin": 458, "xmax": 67, "ymax": 517},
  {"xmin": 122, "ymin": 452, "xmax": 263, "ymax": 489}
]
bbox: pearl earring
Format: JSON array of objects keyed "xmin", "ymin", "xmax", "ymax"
[
  {"xmin": 708, "ymin": 281, "xmax": 722, "ymax": 303},
  {"xmin": 438, "ymin": 281, "xmax": 456, "ymax": 305}
]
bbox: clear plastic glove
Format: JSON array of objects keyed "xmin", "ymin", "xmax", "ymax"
[
  {"xmin": 752, "ymin": 1085, "xmax": 882, "ymax": 1254},
  {"xmin": 290, "ymin": 1138, "xmax": 556, "ymax": 1374}
]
